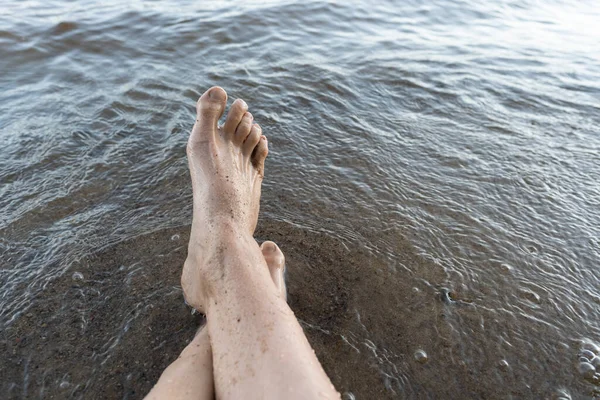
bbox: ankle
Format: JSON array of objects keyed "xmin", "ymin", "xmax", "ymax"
[
  {"xmin": 187, "ymin": 220, "xmax": 260, "ymax": 276},
  {"xmin": 191, "ymin": 235, "xmax": 268, "ymax": 293},
  {"xmin": 191, "ymin": 214, "xmax": 254, "ymax": 239}
]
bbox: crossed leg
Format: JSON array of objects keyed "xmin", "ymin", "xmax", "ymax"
[
  {"xmin": 149, "ymin": 86, "xmax": 339, "ymax": 400},
  {"xmin": 146, "ymin": 241, "xmax": 287, "ymax": 400}
]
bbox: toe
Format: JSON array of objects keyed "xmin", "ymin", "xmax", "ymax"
[
  {"xmin": 234, "ymin": 112, "xmax": 253, "ymax": 144},
  {"xmin": 191, "ymin": 86, "xmax": 227, "ymax": 143},
  {"xmin": 261, "ymin": 241, "xmax": 286, "ymax": 298},
  {"xmin": 252, "ymin": 135, "xmax": 268, "ymax": 173},
  {"xmin": 243, "ymin": 124, "xmax": 262, "ymax": 156},
  {"xmin": 223, "ymin": 98, "xmax": 248, "ymax": 139}
]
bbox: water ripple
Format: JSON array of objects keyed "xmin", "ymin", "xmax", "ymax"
[{"xmin": 1, "ymin": 0, "xmax": 600, "ymax": 398}]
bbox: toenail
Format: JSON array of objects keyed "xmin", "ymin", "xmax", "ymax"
[
  {"xmin": 262, "ymin": 242, "xmax": 276, "ymax": 253},
  {"xmin": 238, "ymin": 99, "xmax": 247, "ymax": 108},
  {"xmin": 207, "ymin": 87, "xmax": 223, "ymax": 99}
]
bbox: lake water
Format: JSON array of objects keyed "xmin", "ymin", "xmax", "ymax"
[{"xmin": 1, "ymin": 0, "xmax": 599, "ymax": 398}]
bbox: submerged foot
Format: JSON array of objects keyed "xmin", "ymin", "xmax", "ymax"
[{"xmin": 182, "ymin": 86, "xmax": 269, "ymax": 312}]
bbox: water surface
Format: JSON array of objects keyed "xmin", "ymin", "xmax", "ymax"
[{"xmin": 1, "ymin": 0, "xmax": 600, "ymax": 398}]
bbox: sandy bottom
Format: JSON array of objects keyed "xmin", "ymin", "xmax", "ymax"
[
  {"xmin": 3, "ymin": 219, "xmax": 592, "ymax": 399},
  {"xmin": 4, "ymin": 222, "xmax": 425, "ymax": 399}
]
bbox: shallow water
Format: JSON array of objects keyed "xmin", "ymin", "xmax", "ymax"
[{"xmin": 1, "ymin": 0, "xmax": 600, "ymax": 398}]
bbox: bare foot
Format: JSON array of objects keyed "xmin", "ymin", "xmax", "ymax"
[{"xmin": 182, "ymin": 86, "xmax": 269, "ymax": 312}]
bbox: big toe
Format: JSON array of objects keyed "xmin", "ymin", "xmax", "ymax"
[
  {"xmin": 190, "ymin": 86, "xmax": 227, "ymax": 144},
  {"xmin": 261, "ymin": 241, "xmax": 286, "ymax": 299}
]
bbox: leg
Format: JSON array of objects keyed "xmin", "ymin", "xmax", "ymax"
[
  {"xmin": 146, "ymin": 242, "xmax": 288, "ymax": 400},
  {"xmin": 182, "ymin": 87, "xmax": 339, "ymax": 400},
  {"xmin": 145, "ymin": 324, "xmax": 214, "ymax": 400}
]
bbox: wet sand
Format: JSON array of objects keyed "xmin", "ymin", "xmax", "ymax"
[{"xmin": 3, "ymin": 220, "xmax": 594, "ymax": 398}]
